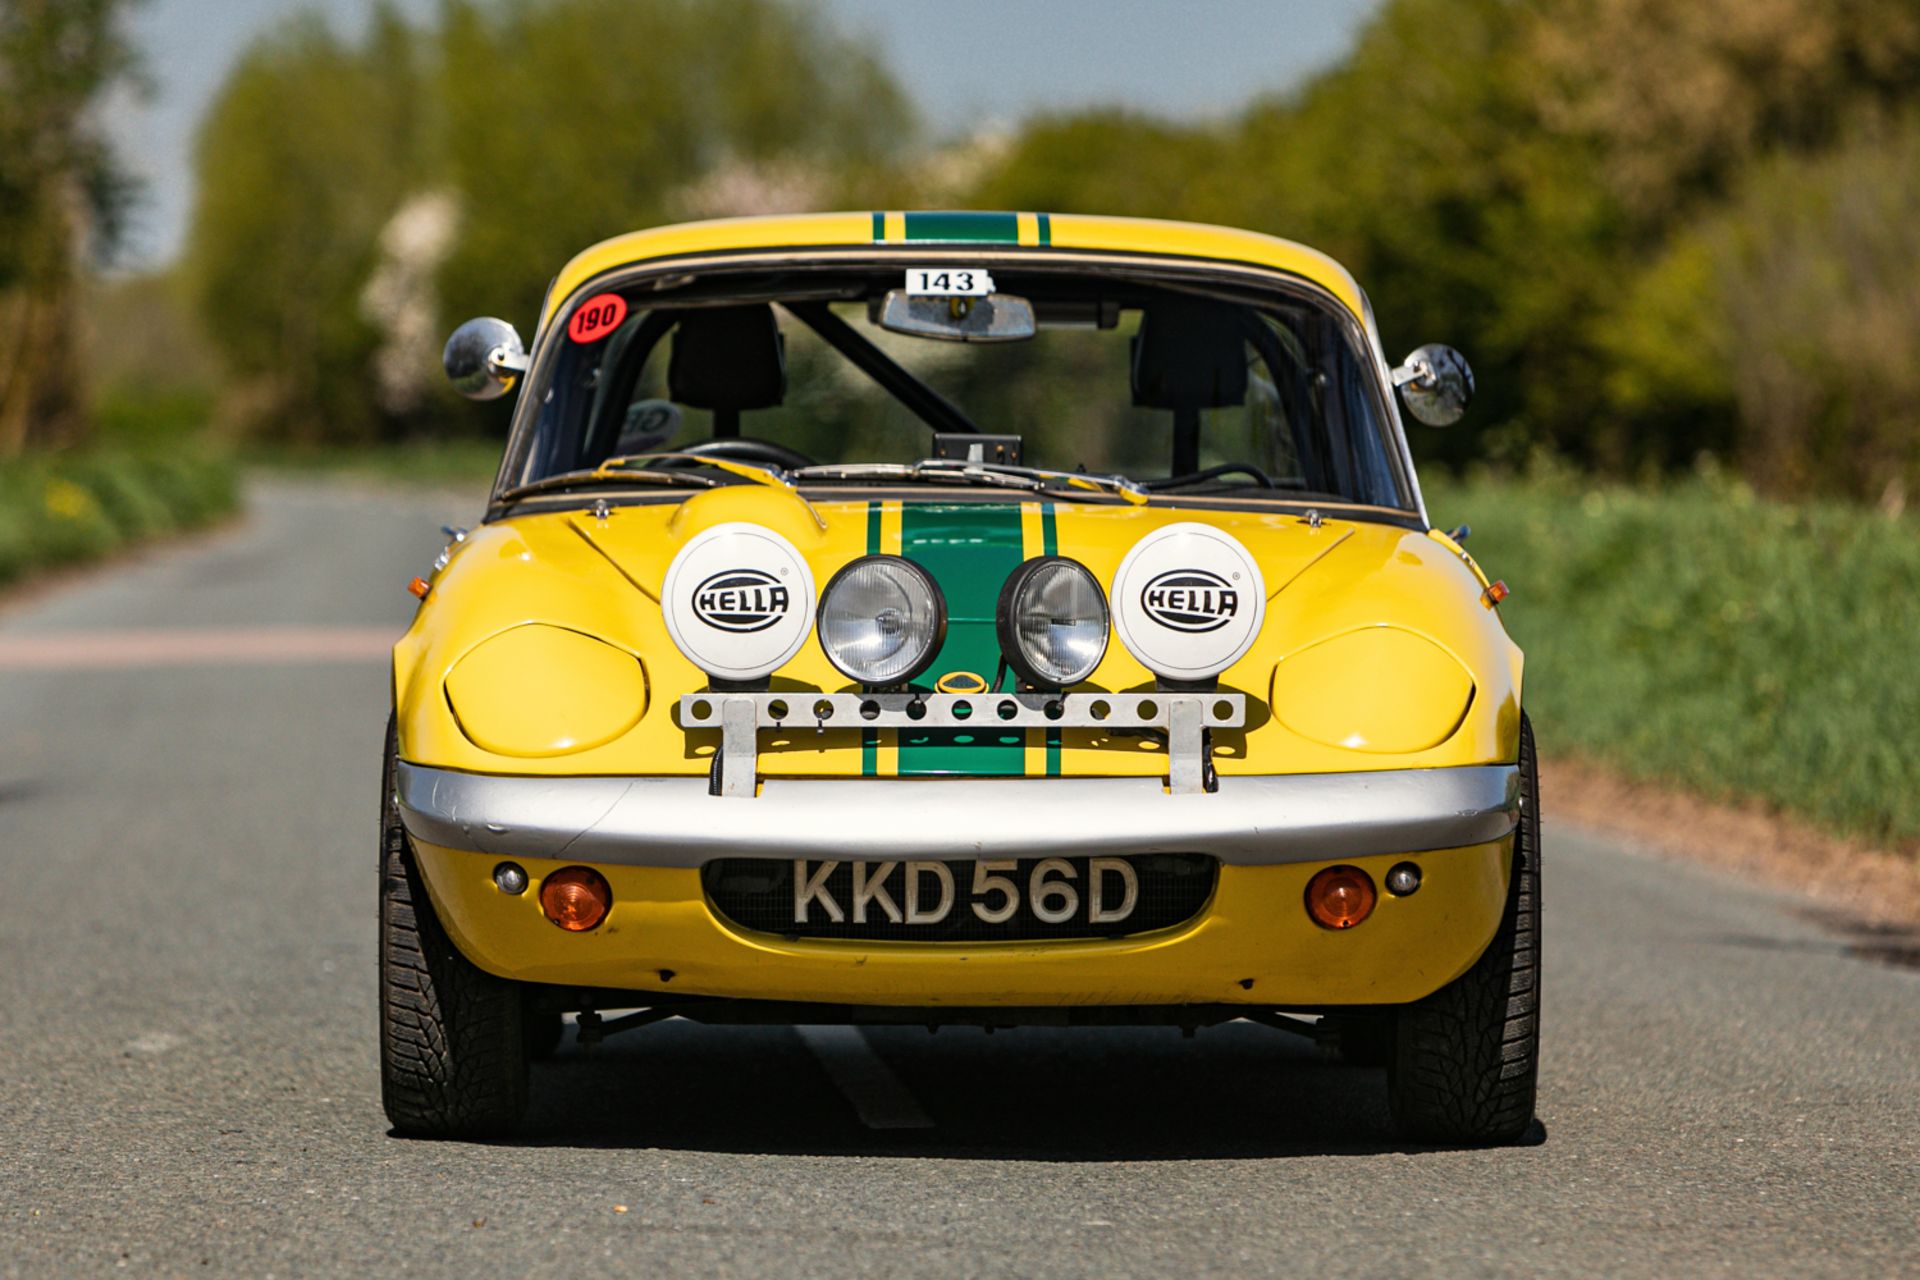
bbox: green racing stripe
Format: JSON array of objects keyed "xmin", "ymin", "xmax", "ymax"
[
  {"xmin": 870, "ymin": 211, "xmax": 1025, "ymax": 245},
  {"xmin": 901, "ymin": 211, "xmax": 1021, "ymax": 243},
  {"xmin": 898, "ymin": 503, "xmax": 1026, "ymax": 776}
]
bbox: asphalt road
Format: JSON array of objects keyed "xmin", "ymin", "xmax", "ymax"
[{"xmin": 3, "ymin": 480, "xmax": 1916, "ymax": 1278}]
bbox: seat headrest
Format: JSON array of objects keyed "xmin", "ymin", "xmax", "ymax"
[
  {"xmin": 1131, "ymin": 297, "xmax": 1248, "ymax": 411},
  {"xmin": 667, "ymin": 305, "xmax": 786, "ymax": 412}
]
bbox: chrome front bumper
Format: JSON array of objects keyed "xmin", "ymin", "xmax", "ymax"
[{"xmin": 394, "ymin": 763, "xmax": 1519, "ymax": 868}]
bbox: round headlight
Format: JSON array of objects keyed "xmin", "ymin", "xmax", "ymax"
[
  {"xmin": 661, "ymin": 522, "xmax": 816, "ymax": 684},
  {"xmin": 996, "ymin": 557, "xmax": 1109, "ymax": 689},
  {"xmin": 817, "ymin": 555, "xmax": 946, "ymax": 687}
]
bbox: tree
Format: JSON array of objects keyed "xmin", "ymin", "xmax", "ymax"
[
  {"xmin": 1608, "ymin": 112, "xmax": 1920, "ymax": 502},
  {"xmin": 185, "ymin": 0, "xmax": 910, "ymax": 443},
  {"xmin": 0, "ymin": 0, "xmax": 141, "ymax": 454},
  {"xmin": 960, "ymin": 111, "xmax": 1226, "ymax": 220},
  {"xmin": 959, "ymin": 0, "xmax": 1623, "ymax": 470},
  {"xmin": 1531, "ymin": 0, "xmax": 1920, "ymax": 230},
  {"xmin": 1219, "ymin": 0, "xmax": 1621, "ymax": 470},
  {"xmin": 954, "ymin": 0, "xmax": 1920, "ymax": 489},
  {"xmin": 185, "ymin": 6, "xmax": 426, "ymax": 443},
  {"xmin": 432, "ymin": 0, "xmax": 910, "ymax": 337}
]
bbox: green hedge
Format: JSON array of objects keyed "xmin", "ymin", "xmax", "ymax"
[
  {"xmin": 1425, "ymin": 470, "xmax": 1920, "ymax": 845},
  {"xmin": 0, "ymin": 449, "xmax": 239, "ymax": 589}
]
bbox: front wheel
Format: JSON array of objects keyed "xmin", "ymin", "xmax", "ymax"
[
  {"xmin": 379, "ymin": 716, "xmax": 529, "ymax": 1138},
  {"xmin": 1386, "ymin": 713, "xmax": 1542, "ymax": 1144}
]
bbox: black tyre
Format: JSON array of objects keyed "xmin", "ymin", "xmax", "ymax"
[
  {"xmin": 379, "ymin": 716, "xmax": 529, "ymax": 1137},
  {"xmin": 1386, "ymin": 713, "xmax": 1541, "ymax": 1145}
]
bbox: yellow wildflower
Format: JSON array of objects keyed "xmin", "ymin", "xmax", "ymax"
[{"xmin": 44, "ymin": 479, "xmax": 98, "ymax": 521}]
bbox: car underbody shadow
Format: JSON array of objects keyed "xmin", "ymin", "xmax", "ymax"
[{"xmin": 499, "ymin": 1017, "xmax": 1546, "ymax": 1160}]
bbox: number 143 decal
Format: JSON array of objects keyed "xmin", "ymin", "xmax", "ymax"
[{"xmin": 904, "ymin": 267, "xmax": 996, "ymax": 297}]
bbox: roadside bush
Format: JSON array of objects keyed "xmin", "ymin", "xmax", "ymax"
[
  {"xmin": 1604, "ymin": 112, "xmax": 1920, "ymax": 506},
  {"xmin": 1427, "ymin": 470, "xmax": 1920, "ymax": 846},
  {"xmin": 0, "ymin": 449, "xmax": 238, "ymax": 588}
]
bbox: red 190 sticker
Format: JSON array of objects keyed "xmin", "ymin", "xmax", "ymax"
[{"xmin": 566, "ymin": 293, "xmax": 628, "ymax": 343}]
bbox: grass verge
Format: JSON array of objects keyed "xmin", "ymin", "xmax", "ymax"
[
  {"xmin": 242, "ymin": 438, "xmax": 502, "ymax": 488},
  {"xmin": 0, "ymin": 448, "xmax": 239, "ymax": 591},
  {"xmin": 1425, "ymin": 468, "xmax": 1920, "ymax": 849}
]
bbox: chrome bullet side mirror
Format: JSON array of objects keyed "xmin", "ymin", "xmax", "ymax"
[
  {"xmin": 1391, "ymin": 343, "xmax": 1474, "ymax": 426},
  {"xmin": 443, "ymin": 317, "xmax": 529, "ymax": 401}
]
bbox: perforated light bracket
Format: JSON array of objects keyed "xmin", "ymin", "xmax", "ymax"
[{"xmin": 681, "ymin": 691, "xmax": 1245, "ymax": 797}]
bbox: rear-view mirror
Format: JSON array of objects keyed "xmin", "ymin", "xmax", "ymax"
[{"xmin": 876, "ymin": 290, "xmax": 1037, "ymax": 343}]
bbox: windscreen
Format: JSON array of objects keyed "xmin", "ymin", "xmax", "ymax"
[{"xmin": 507, "ymin": 263, "xmax": 1412, "ymax": 509}]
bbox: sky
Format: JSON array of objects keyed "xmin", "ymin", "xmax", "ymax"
[{"xmin": 106, "ymin": 0, "xmax": 1378, "ymax": 270}]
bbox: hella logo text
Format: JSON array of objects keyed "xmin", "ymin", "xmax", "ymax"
[
  {"xmin": 693, "ymin": 569, "xmax": 790, "ymax": 632},
  {"xmin": 1141, "ymin": 569, "xmax": 1238, "ymax": 633}
]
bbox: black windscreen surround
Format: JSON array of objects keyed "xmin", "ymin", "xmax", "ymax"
[{"xmin": 514, "ymin": 262, "xmax": 1412, "ymax": 510}]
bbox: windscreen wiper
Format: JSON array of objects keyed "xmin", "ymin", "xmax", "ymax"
[
  {"xmin": 790, "ymin": 460, "xmax": 1148, "ymax": 505},
  {"xmin": 1141, "ymin": 463, "xmax": 1276, "ymax": 491},
  {"xmin": 498, "ymin": 453, "xmax": 794, "ymax": 505},
  {"xmin": 789, "ymin": 462, "xmax": 1031, "ymax": 491},
  {"xmin": 965, "ymin": 461, "xmax": 1149, "ymax": 505},
  {"xmin": 496, "ymin": 468, "xmax": 721, "ymax": 505}
]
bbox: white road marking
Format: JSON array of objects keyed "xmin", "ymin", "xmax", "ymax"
[
  {"xmin": 794, "ymin": 1025, "xmax": 933, "ymax": 1130},
  {"xmin": 124, "ymin": 1032, "xmax": 183, "ymax": 1055},
  {"xmin": 0, "ymin": 626, "xmax": 395, "ymax": 670}
]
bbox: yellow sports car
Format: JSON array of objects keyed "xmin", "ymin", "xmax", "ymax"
[{"xmin": 383, "ymin": 210, "xmax": 1538, "ymax": 1144}]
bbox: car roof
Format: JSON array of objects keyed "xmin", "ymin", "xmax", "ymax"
[{"xmin": 542, "ymin": 210, "xmax": 1368, "ymax": 328}]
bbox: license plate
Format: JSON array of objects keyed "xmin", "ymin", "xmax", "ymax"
[
  {"xmin": 701, "ymin": 853, "xmax": 1216, "ymax": 942},
  {"xmin": 790, "ymin": 856, "xmax": 1139, "ymax": 929}
]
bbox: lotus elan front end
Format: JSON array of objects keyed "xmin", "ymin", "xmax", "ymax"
[{"xmin": 380, "ymin": 211, "xmax": 1541, "ymax": 1145}]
